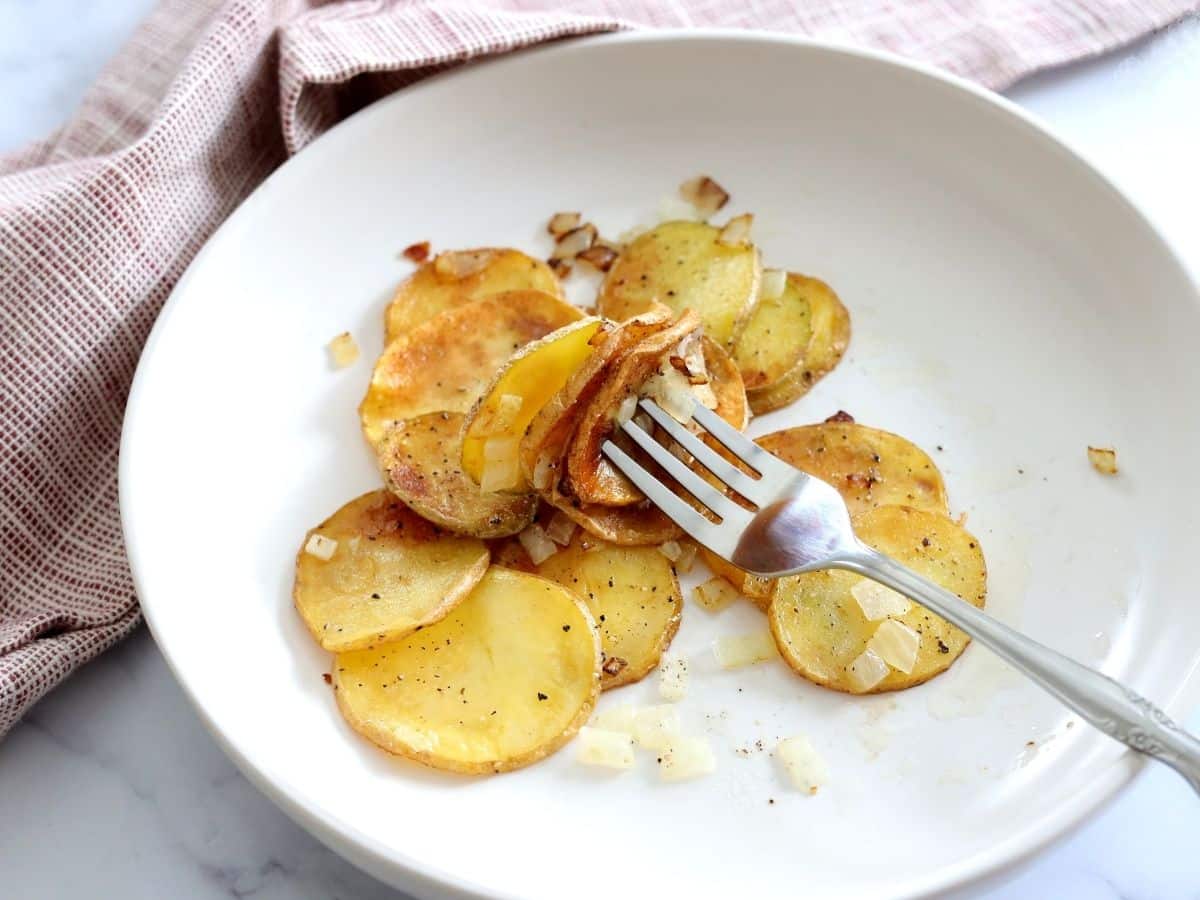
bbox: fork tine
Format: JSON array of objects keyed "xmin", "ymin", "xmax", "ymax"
[
  {"xmin": 600, "ymin": 440, "xmax": 729, "ymax": 549},
  {"xmin": 618, "ymin": 419, "xmax": 751, "ymax": 525},
  {"xmin": 636, "ymin": 399, "xmax": 769, "ymax": 506},
  {"xmin": 688, "ymin": 401, "xmax": 791, "ymax": 478}
]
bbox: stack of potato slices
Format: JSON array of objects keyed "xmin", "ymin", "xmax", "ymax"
[{"xmin": 292, "ymin": 178, "xmax": 985, "ymax": 775}]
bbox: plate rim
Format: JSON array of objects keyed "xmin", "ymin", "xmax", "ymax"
[{"xmin": 119, "ymin": 28, "xmax": 1200, "ymax": 900}]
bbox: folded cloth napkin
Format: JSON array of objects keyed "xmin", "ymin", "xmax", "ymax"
[{"xmin": 1, "ymin": 0, "xmax": 1196, "ymax": 736}]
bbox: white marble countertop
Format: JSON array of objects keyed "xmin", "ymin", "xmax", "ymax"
[{"xmin": 2, "ymin": 4, "xmax": 1198, "ymax": 898}]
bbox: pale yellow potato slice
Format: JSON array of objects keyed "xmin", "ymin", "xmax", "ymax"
[
  {"xmin": 378, "ymin": 412, "xmax": 536, "ymax": 538},
  {"xmin": 756, "ymin": 422, "xmax": 949, "ymax": 517},
  {"xmin": 733, "ymin": 272, "xmax": 814, "ymax": 391},
  {"xmin": 598, "ymin": 221, "xmax": 761, "ymax": 347},
  {"xmin": 461, "ymin": 317, "xmax": 605, "ymax": 489},
  {"xmin": 546, "ymin": 496, "xmax": 683, "ymax": 547},
  {"xmin": 360, "ymin": 290, "xmax": 581, "ymax": 449},
  {"xmin": 293, "ymin": 490, "xmax": 489, "ymax": 652},
  {"xmin": 385, "ymin": 248, "xmax": 562, "ymax": 342},
  {"xmin": 744, "ymin": 275, "xmax": 850, "ymax": 414},
  {"xmin": 534, "ymin": 533, "xmax": 682, "ymax": 689},
  {"xmin": 769, "ymin": 505, "xmax": 986, "ymax": 694},
  {"xmin": 334, "ymin": 567, "xmax": 601, "ymax": 774}
]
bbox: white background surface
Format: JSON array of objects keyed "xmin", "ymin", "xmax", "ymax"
[{"xmin": 1, "ymin": 3, "xmax": 1198, "ymax": 898}]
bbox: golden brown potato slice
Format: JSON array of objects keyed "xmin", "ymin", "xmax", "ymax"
[
  {"xmin": 461, "ymin": 318, "xmax": 605, "ymax": 491},
  {"xmin": 293, "ymin": 491, "xmax": 489, "ymax": 652},
  {"xmin": 742, "ymin": 276, "xmax": 850, "ymax": 414},
  {"xmin": 598, "ymin": 221, "xmax": 761, "ymax": 347},
  {"xmin": 756, "ymin": 422, "xmax": 949, "ymax": 516},
  {"xmin": 769, "ymin": 505, "xmax": 986, "ymax": 694},
  {"xmin": 702, "ymin": 336, "xmax": 750, "ymax": 431},
  {"xmin": 334, "ymin": 566, "xmax": 601, "ymax": 774},
  {"xmin": 733, "ymin": 272, "xmax": 813, "ymax": 392},
  {"xmin": 378, "ymin": 412, "xmax": 536, "ymax": 538},
  {"xmin": 534, "ymin": 534, "xmax": 682, "ymax": 689},
  {"xmin": 385, "ymin": 248, "xmax": 562, "ymax": 342},
  {"xmin": 546, "ymin": 495, "xmax": 682, "ymax": 546},
  {"xmin": 517, "ymin": 309, "xmax": 673, "ymax": 493},
  {"xmin": 565, "ymin": 312, "xmax": 701, "ymax": 507},
  {"xmin": 360, "ymin": 290, "xmax": 581, "ymax": 449}
]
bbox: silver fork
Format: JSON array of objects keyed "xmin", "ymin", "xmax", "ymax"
[{"xmin": 603, "ymin": 397, "xmax": 1200, "ymax": 793}]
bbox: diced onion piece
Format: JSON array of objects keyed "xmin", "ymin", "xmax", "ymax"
[
  {"xmin": 658, "ymin": 193, "xmax": 702, "ymax": 223},
  {"xmin": 576, "ymin": 726, "xmax": 635, "ymax": 770},
  {"xmin": 1088, "ymin": 446, "xmax": 1118, "ymax": 475},
  {"xmin": 675, "ymin": 331, "xmax": 708, "ymax": 381},
  {"xmin": 632, "ymin": 704, "xmax": 682, "ymax": 751},
  {"xmin": 850, "ymin": 578, "xmax": 912, "ymax": 621},
  {"xmin": 517, "ymin": 523, "xmax": 558, "ymax": 566},
  {"xmin": 615, "ymin": 394, "xmax": 638, "ymax": 426},
  {"xmin": 303, "ymin": 533, "xmax": 338, "ymax": 561},
  {"xmin": 658, "ymin": 653, "xmax": 689, "ymax": 702},
  {"xmin": 760, "ymin": 268, "xmax": 787, "ymax": 300},
  {"xmin": 658, "ymin": 540, "xmax": 683, "ymax": 562},
  {"xmin": 674, "ymin": 541, "xmax": 698, "ymax": 574},
  {"xmin": 547, "ymin": 211, "xmax": 581, "ymax": 236},
  {"xmin": 679, "ymin": 175, "xmax": 731, "ymax": 219},
  {"xmin": 777, "ymin": 736, "xmax": 828, "ymax": 794},
  {"xmin": 433, "ymin": 249, "xmax": 489, "ymax": 279},
  {"xmin": 694, "ymin": 577, "xmax": 740, "ymax": 613},
  {"xmin": 327, "ymin": 332, "xmax": 359, "ymax": 368},
  {"xmin": 717, "ymin": 213, "xmax": 754, "ymax": 247},
  {"xmin": 713, "ymin": 630, "xmax": 779, "ymax": 669},
  {"xmin": 847, "ymin": 647, "xmax": 890, "ymax": 691},
  {"xmin": 479, "ymin": 438, "xmax": 521, "ymax": 492},
  {"xmin": 551, "ymin": 223, "xmax": 597, "ymax": 261},
  {"xmin": 633, "ymin": 411, "xmax": 654, "ymax": 433},
  {"xmin": 548, "ymin": 257, "xmax": 572, "ymax": 278},
  {"xmin": 532, "ymin": 451, "xmax": 557, "ymax": 491},
  {"xmin": 591, "ymin": 704, "xmax": 638, "ymax": 733},
  {"xmin": 545, "ymin": 510, "xmax": 577, "ymax": 546},
  {"xmin": 644, "ymin": 364, "xmax": 696, "ymax": 423},
  {"xmin": 868, "ymin": 620, "xmax": 920, "ymax": 674},
  {"xmin": 658, "ymin": 736, "xmax": 716, "ymax": 782}
]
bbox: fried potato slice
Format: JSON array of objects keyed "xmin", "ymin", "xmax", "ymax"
[
  {"xmin": 534, "ymin": 533, "xmax": 682, "ymax": 689},
  {"xmin": 547, "ymin": 496, "xmax": 682, "ymax": 546},
  {"xmin": 517, "ymin": 310, "xmax": 673, "ymax": 493},
  {"xmin": 702, "ymin": 336, "xmax": 750, "ymax": 431},
  {"xmin": 461, "ymin": 318, "xmax": 605, "ymax": 490},
  {"xmin": 769, "ymin": 505, "xmax": 986, "ymax": 694},
  {"xmin": 378, "ymin": 412, "xmax": 536, "ymax": 538},
  {"xmin": 565, "ymin": 312, "xmax": 701, "ymax": 507},
  {"xmin": 733, "ymin": 272, "xmax": 814, "ymax": 391},
  {"xmin": 334, "ymin": 566, "xmax": 601, "ymax": 774},
  {"xmin": 742, "ymin": 275, "xmax": 850, "ymax": 414},
  {"xmin": 756, "ymin": 422, "xmax": 949, "ymax": 516},
  {"xmin": 385, "ymin": 248, "xmax": 562, "ymax": 342},
  {"xmin": 294, "ymin": 490, "xmax": 489, "ymax": 652},
  {"xmin": 598, "ymin": 221, "xmax": 762, "ymax": 347},
  {"xmin": 360, "ymin": 290, "xmax": 581, "ymax": 448}
]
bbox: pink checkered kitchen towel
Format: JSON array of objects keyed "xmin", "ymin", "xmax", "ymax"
[{"xmin": 2, "ymin": 0, "xmax": 1197, "ymax": 735}]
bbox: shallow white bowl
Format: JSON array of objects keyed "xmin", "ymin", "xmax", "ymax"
[{"xmin": 120, "ymin": 31, "xmax": 1200, "ymax": 900}]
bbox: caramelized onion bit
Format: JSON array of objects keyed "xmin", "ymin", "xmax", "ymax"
[
  {"xmin": 1087, "ymin": 446, "xmax": 1118, "ymax": 475},
  {"xmin": 679, "ymin": 175, "xmax": 730, "ymax": 219},
  {"xmin": 551, "ymin": 223, "xmax": 598, "ymax": 261},
  {"xmin": 547, "ymin": 211, "xmax": 581, "ymax": 236},
  {"xmin": 825, "ymin": 410, "xmax": 855, "ymax": 424},
  {"xmin": 577, "ymin": 244, "xmax": 618, "ymax": 272},
  {"xmin": 401, "ymin": 241, "xmax": 431, "ymax": 263},
  {"xmin": 548, "ymin": 257, "xmax": 572, "ymax": 278}
]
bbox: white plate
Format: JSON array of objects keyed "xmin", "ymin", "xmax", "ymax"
[{"xmin": 120, "ymin": 32, "xmax": 1200, "ymax": 900}]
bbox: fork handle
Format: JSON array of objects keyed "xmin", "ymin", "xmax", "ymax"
[{"xmin": 842, "ymin": 546, "xmax": 1200, "ymax": 794}]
